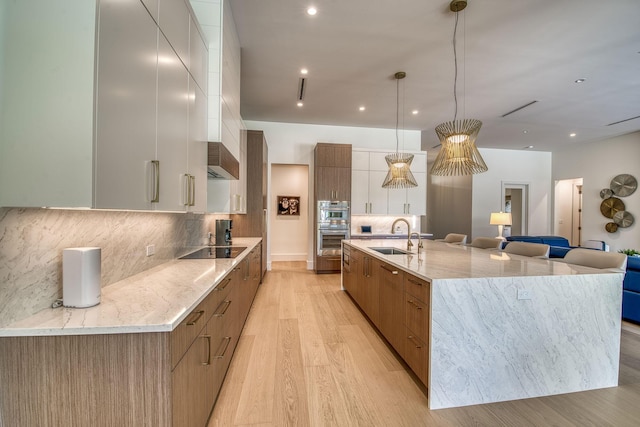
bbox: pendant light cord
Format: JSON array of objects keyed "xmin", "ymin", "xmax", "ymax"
[
  {"xmin": 452, "ymin": 10, "xmax": 460, "ymax": 122},
  {"xmin": 395, "ymin": 75, "xmax": 400, "ymax": 154}
]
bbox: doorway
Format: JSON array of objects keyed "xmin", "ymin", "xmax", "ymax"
[
  {"xmin": 554, "ymin": 178, "xmax": 583, "ymax": 246},
  {"xmin": 502, "ymin": 182, "xmax": 529, "ymax": 237}
]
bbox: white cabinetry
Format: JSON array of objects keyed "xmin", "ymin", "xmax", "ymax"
[
  {"xmin": 0, "ymin": 0, "xmax": 208, "ymax": 211},
  {"xmin": 352, "ymin": 150, "xmax": 427, "ymax": 215},
  {"xmin": 352, "ymin": 152, "xmax": 389, "ymax": 214}
]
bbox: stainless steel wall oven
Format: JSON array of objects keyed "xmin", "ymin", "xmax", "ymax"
[{"xmin": 317, "ymin": 201, "xmax": 350, "ymax": 256}]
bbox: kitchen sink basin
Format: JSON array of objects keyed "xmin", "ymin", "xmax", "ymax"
[
  {"xmin": 368, "ymin": 247, "xmax": 410, "ymax": 255},
  {"xmin": 179, "ymin": 246, "xmax": 247, "ymax": 259}
]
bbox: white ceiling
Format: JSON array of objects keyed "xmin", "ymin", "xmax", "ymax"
[{"xmin": 229, "ymin": 0, "xmax": 640, "ymax": 153}]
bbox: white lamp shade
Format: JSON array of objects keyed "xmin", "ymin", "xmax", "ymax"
[{"xmin": 490, "ymin": 212, "xmax": 512, "ymax": 226}]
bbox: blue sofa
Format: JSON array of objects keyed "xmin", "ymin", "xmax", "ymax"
[
  {"xmin": 623, "ymin": 256, "xmax": 640, "ymax": 324},
  {"xmin": 505, "ymin": 235, "xmax": 640, "ymax": 324},
  {"xmin": 505, "ymin": 235, "xmax": 575, "ymax": 258}
]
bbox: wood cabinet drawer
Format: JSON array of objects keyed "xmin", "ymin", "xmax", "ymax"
[
  {"xmin": 405, "ymin": 295, "xmax": 428, "ymax": 343},
  {"xmin": 405, "ymin": 275, "xmax": 430, "ymax": 305},
  {"xmin": 170, "ymin": 274, "xmax": 232, "ymax": 370},
  {"xmin": 404, "ymin": 327, "xmax": 428, "ymax": 385}
]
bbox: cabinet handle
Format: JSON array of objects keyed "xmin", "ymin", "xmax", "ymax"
[
  {"xmin": 189, "ymin": 175, "xmax": 195, "ymax": 206},
  {"xmin": 214, "ymin": 336, "xmax": 232, "ymax": 359},
  {"xmin": 213, "ymin": 300, "xmax": 231, "ymax": 317},
  {"xmin": 186, "ymin": 310, "xmax": 205, "ymax": 326},
  {"xmin": 407, "ymin": 299, "xmax": 423, "ymax": 310},
  {"xmin": 407, "ymin": 203, "xmax": 411, "ymax": 214},
  {"xmin": 151, "ymin": 160, "xmax": 160, "ymax": 203},
  {"xmin": 408, "ymin": 278, "xmax": 424, "ymax": 287},
  {"xmin": 202, "ymin": 335, "xmax": 212, "ymax": 365},
  {"xmin": 183, "ymin": 174, "xmax": 190, "ymax": 206},
  {"xmin": 407, "ymin": 335, "xmax": 422, "ymax": 349},
  {"xmin": 380, "ymin": 265, "xmax": 399, "ymax": 275},
  {"xmin": 216, "ymin": 277, "xmax": 232, "ymax": 291}
]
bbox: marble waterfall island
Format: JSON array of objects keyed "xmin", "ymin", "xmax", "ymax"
[{"xmin": 343, "ymin": 239, "xmax": 624, "ymax": 410}]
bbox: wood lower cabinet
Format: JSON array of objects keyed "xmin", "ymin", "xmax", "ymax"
[
  {"xmin": 343, "ymin": 244, "xmax": 431, "ymax": 388},
  {"xmin": 0, "ymin": 247, "xmax": 262, "ymax": 427},
  {"xmin": 378, "ymin": 261, "xmax": 405, "ymax": 355}
]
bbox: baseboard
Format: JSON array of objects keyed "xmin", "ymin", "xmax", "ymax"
[{"xmin": 270, "ymin": 253, "xmax": 307, "ymax": 262}]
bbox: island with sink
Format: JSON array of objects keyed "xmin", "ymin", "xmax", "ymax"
[
  {"xmin": 0, "ymin": 238, "xmax": 262, "ymax": 427},
  {"xmin": 342, "ymin": 238, "xmax": 624, "ymax": 410}
]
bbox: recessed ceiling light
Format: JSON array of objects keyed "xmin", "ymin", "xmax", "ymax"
[
  {"xmin": 575, "ymin": 78, "xmax": 586, "ymax": 83},
  {"xmin": 300, "ymin": 68, "xmax": 308, "ymax": 75},
  {"xmin": 412, "ymin": 110, "xmax": 419, "ymax": 115},
  {"xmin": 523, "ymin": 130, "xmax": 528, "ymax": 134},
  {"xmin": 524, "ymin": 145, "xmax": 534, "ymax": 149},
  {"xmin": 297, "ymin": 102, "xmax": 303, "ymax": 107},
  {"xmin": 359, "ymin": 106, "xmax": 365, "ymax": 111},
  {"xmin": 307, "ymin": 7, "xmax": 317, "ymax": 15},
  {"xmin": 570, "ymin": 133, "xmax": 577, "ymax": 137}
]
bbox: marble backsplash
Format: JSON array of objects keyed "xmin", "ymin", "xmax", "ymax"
[
  {"xmin": 0, "ymin": 207, "xmax": 227, "ymax": 326},
  {"xmin": 351, "ymin": 215, "xmax": 421, "ymax": 235}
]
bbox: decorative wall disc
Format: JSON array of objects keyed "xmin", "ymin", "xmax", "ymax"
[
  {"xmin": 613, "ymin": 210, "xmax": 634, "ymax": 228},
  {"xmin": 605, "ymin": 222, "xmax": 618, "ymax": 233},
  {"xmin": 600, "ymin": 188, "xmax": 613, "ymax": 199},
  {"xmin": 600, "ymin": 197, "xmax": 625, "ymax": 219},
  {"xmin": 610, "ymin": 174, "xmax": 637, "ymax": 197}
]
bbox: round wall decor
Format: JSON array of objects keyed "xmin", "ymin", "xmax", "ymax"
[
  {"xmin": 613, "ymin": 210, "xmax": 634, "ymax": 228},
  {"xmin": 610, "ymin": 174, "xmax": 637, "ymax": 197},
  {"xmin": 600, "ymin": 188, "xmax": 613, "ymax": 199},
  {"xmin": 605, "ymin": 222, "xmax": 618, "ymax": 233},
  {"xmin": 600, "ymin": 197, "xmax": 625, "ymax": 219}
]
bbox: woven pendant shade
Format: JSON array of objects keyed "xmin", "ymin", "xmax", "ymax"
[
  {"xmin": 382, "ymin": 152, "xmax": 418, "ymax": 189},
  {"xmin": 431, "ymin": 119, "xmax": 488, "ymax": 176}
]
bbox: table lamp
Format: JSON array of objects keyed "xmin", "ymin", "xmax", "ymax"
[{"xmin": 490, "ymin": 212, "xmax": 512, "ymax": 240}]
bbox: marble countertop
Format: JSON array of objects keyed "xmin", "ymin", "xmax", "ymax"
[
  {"xmin": 0, "ymin": 238, "xmax": 261, "ymax": 337},
  {"xmin": 344, "ymin": 239, "xmax": 619, "ymax": 282}
]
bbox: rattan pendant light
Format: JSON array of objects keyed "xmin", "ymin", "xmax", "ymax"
[
  {"xmin": 431, "ymin": 0, "xmax": 488, "ymax": 176},
  {"xmin": 382, "ymin": 72, "xmax": 418, "ymax": 189}
]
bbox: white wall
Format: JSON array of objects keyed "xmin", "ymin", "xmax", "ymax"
[
  {"xmin": 245, "ymin": 120, "xmax": 422, "ymax": 267},
  {"xmin": 472, "ymin": 149, "xmax": 552, "ymax": 240},
  {"xmin": 553, "ymin": 131, "xmax": 640, "ymax": 252},
  {"xmin": 270, "ymin": 164, "xmax": 309, "ymax": 262}
]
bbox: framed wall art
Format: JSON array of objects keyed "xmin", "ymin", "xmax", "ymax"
[{"xmin": 277, "ymin": 196, "xmax": 300, "ymax": 216}]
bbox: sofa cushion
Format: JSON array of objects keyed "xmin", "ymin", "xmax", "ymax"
[
  {"xmin": 539, "ymin": 236, "xmax": 571, "ymax": 248},
  {"xmin": 624, "ymin": 256, "xmax": 640, "ymax": 293},
  {"xmin": 622, "ymin": 290, "xmax": 640, "ymax": 324}
]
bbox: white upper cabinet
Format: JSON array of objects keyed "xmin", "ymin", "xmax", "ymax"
[
  {"xmin": 0, "ymin": 0, "xmax": 97, "ymax": 207},
  {"xmin": 187, "ymin": 76, "xmax": 208, "ymax": 212},
  {"xmin": 94, "ymin": 0, "xmax": 159, "ymax": 210},
  {"xmin": 0, "ymin": 0, "xmax": 208, "ymax": 211},
  {"xmin": 352, "ymin": 150, "xmax": 426, "ymax": 216}
]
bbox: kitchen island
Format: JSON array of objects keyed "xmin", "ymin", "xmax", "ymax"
[{"xmin": 342, "ymin": 239, "xmax": 624, "ymax": 410}]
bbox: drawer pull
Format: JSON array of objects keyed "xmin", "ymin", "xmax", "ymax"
[
  {"xmin": 186, "ymin": 310, "xmax": 205, "ymax": 326},
  {"xmin": 202, "ymin": 335, "xmax": 212, "ymax": 366},
  {"xmin": 407, "ymin": 300, "xmax": 423, "ymax": 310},
  {"xmin": 408, "ymin": 278, "xmax": 424, "ymax": 287},
  {"xmin": 381, "ymin": 265, "xmax": 399, "ymax": 275},
  {"xmin": 214, "ymin": 336, "xmax": 232, "ymax": 359},
  {"xmin": 407, "ymin": 335, "xmax": 422, "ymax": 349},
  {"xmin": 216, "ymin": 277, "xmax": 232, "ymax": 291},
  {"xmin": 213, "ymin": 300, "xmax": 231, "ymax": 317}
]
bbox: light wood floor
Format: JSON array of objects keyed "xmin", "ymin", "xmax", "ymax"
[{"xmin": 209, "ymin": 262, "xmax": 640, "ymax": 427}]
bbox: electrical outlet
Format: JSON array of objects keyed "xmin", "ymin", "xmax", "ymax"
[
  {"xmin": 517, "ymin": 289, "xmax": 532, "ymax": 300},
  {"xmin": 146, "ymin": 245, "xmax": 155, "ymax": 257}
]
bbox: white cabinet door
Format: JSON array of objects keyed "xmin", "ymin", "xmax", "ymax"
[
  {"xmin": 94, "ymin": 0, "xmax": 158, "ymax": 210},
  {"xmin": 158, "ymin": 0, "xmax": 190, "ymax": 68},
  {"xmin": 387, "ymin": 187, "xmax": 407, "ymax": 215},
  {"xmin": 352, "ymin": 151, "xmax": 370, "ymax": 171},
  {"xmin": 156, "ymin": 33, "xmax": 189, "ymax": 211},
  {"xmin": 406, "ymin": 172, "xmax": 426, "ymax": 215},
  {"xmin": 189, "ymin": 17, "xmax": 208, "ymax": 93},
  {"xmin": 369, "ymin": 171, "xmax": 389, "ymax": 214},
  {"xmin": 352, "ymin": 170, "xmax": 370, "ymax": 214},
  {"xmin": 188, "ymin": 77, "xmax": 209, "ymax": 212}
]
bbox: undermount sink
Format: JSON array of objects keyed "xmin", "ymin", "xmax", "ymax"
[
  {"xmin": 179, "ymin": 246, "xmax": 247, "ymax": 259},
  {"xmin": 368, "ymin": 247, "xmax": 410, "ymax": 255}
]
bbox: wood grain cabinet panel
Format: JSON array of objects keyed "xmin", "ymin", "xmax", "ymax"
[{"xmin": 378, "ymin": 261, "xmax": 405, "ymax": 356}]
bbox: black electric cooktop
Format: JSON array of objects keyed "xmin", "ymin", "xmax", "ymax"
[{"xmin": 179, "ymin": 246, "xmax": 247, "ymax": 259}]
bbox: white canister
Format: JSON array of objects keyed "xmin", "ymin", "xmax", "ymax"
[{"xmin": 63, "ymin": 247, "xmax": 101, "ymax": 308}]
